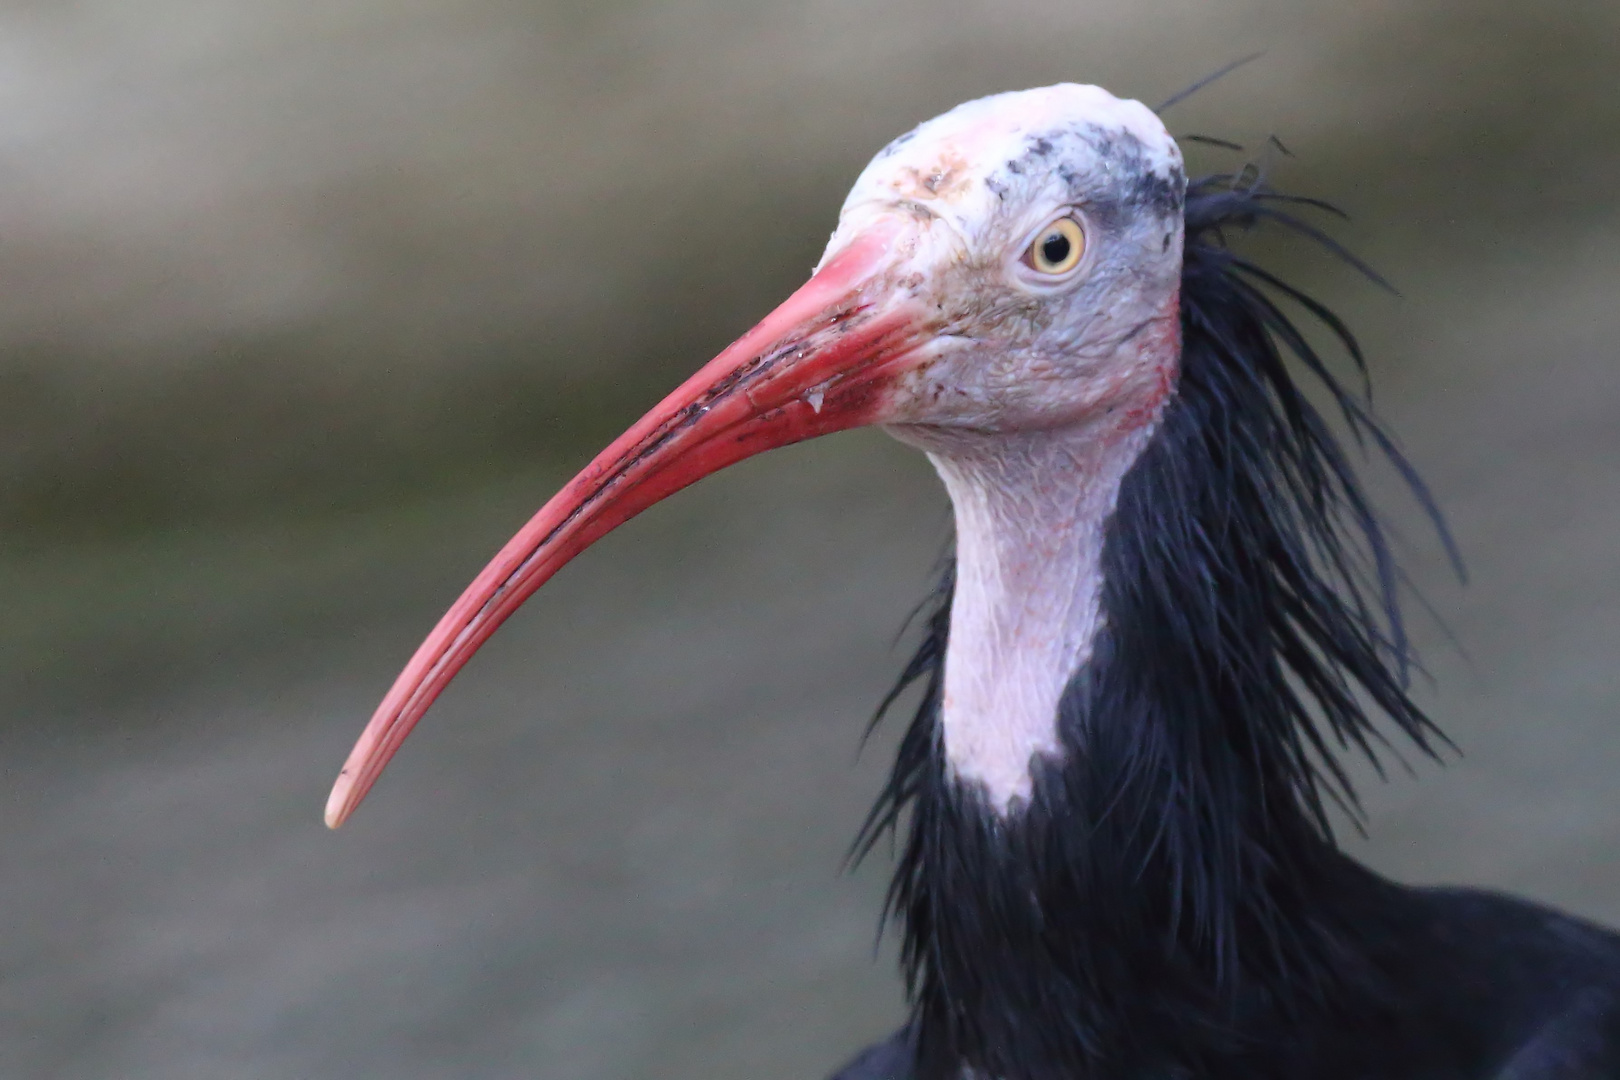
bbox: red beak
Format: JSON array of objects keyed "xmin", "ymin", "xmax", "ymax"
[{"xmin": 326, "ymin": 223, "xmax": 926, "ymax": 827}]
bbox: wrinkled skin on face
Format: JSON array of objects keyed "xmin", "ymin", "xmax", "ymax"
[{"xmin": 824, "ymin": 84, "xmax": 1186, "ymax": 438}]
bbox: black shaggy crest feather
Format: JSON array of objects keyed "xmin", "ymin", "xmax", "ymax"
[{"xmin": 853, "ymin": 171, "xmax": 1458, "ymax": 1080}]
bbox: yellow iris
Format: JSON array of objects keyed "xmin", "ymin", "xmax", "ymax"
[{"xmin": 1025, "ymin": 216, "xmax": 1085, "ymax": 275}]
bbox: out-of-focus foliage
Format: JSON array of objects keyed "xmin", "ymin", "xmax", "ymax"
[{"xmin": 0, "ymin": 0, "xmax": 1614, "ymax": 539}]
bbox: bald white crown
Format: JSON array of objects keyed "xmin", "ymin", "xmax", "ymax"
[{"xmin": 824, "ymin": 84, "xmax": 1183, "ymax": 265}]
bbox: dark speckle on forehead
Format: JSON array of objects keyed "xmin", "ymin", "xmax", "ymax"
[
  {"xmin": 896, "ymin": 198, "xmax": 941, "ymax": 222},
  {"xmin": 1095, "ymin": 127, "xmax": 1185, "ymax": 219},
  {"xmin": 999, "ymin": 124, "xmax": 1185, "ymax": 228},
  {"xmin": 1130, "ymin": 161, "xmax": 1186, "ymax": 222}
]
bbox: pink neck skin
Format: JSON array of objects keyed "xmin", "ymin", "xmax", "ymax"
[
  {"xmin": 891, "ymin": 322, "xmax": 1179, "ymax": 814},
  {"xmin": 926, "ymin": 419, "xmax": 1155, "ymax": 811}
]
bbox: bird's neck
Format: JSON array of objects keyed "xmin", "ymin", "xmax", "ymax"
[
  {"xmin": 882, "ymin": 389, "xmax": 1394, "ymax": 1080},
  {"xmin": 918, "ymin": 418, "xmax": 1158, "ymax": 812}
]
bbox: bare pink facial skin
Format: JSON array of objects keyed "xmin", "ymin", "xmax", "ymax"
[{"xmin": 326, "ymin": 83, "xmax": 1187, "ymax": 827}]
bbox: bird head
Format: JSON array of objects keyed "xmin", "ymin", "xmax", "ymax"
[
  {"xmin": 831, "ymin": 83, "xmax": 1185, "ymax": 437},
  {"xmin": 326, "ymin": 83, "xmax": 1189, "ymax": 828}
]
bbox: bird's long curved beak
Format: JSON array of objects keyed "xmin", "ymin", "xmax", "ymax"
[{"xmin": 326, "ymin": 222, "xmax": 928, "ymax": 827}]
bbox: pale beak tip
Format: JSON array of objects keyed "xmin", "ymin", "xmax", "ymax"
[{"xmin": 324, "ymin": 773, "xmax": 356, "ymax": 830}]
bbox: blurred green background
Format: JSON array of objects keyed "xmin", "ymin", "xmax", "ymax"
[{"xmin": 1, "ymin": 1, "xmax": 1617, "ymax": 1076}]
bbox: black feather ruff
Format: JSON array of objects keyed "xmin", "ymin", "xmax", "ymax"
[{"xmin": 853, "ymin": 171, "xmax": 1457, "ymax": 1080}]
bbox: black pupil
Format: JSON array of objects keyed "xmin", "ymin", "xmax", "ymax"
[{"xmin": 1041, "ymin": 231, "xmax": 1071, "ymax": 266}]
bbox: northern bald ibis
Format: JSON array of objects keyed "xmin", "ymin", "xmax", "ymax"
[{"xmin": 326, "ymin": 85, "xmax": 1620, "ymax": 1079}]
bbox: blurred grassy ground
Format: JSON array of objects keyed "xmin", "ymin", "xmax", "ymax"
[{"xmin": 0, "ymin": 1, "xmax": 1617, "ymax": 1076}]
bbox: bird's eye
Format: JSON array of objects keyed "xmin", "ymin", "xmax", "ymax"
[{"xmin": 1023, "ymin": 216, "xmax": 1086, "ymax": 276}]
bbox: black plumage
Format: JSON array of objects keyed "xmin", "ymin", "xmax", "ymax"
[{"xmin": 831, "ymin": 172, "xmax": 1620, "ymax": 1080}]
